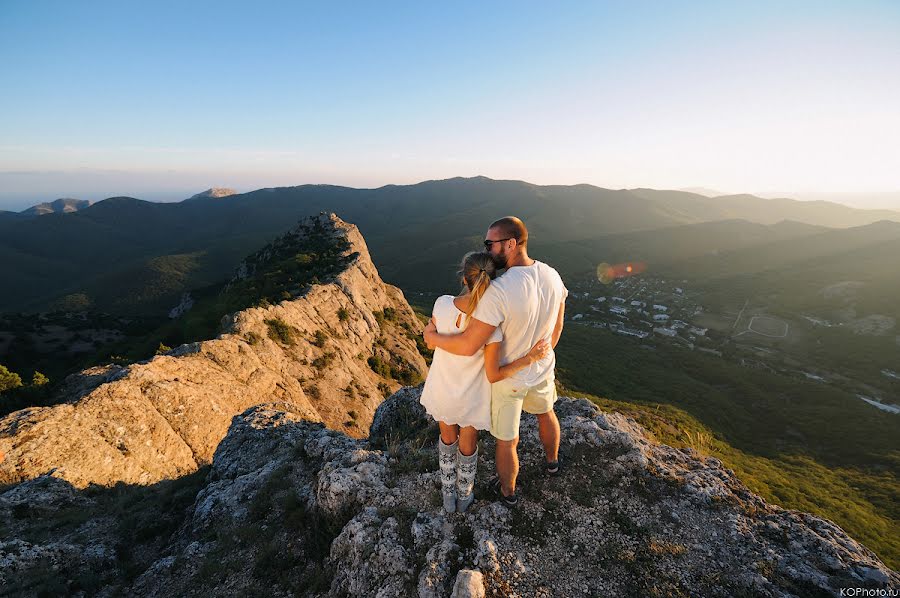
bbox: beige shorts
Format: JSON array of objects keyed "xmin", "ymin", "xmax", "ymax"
[{"xmin": 490, "ymin": 377, "xmax": 557, "ymax": 441}]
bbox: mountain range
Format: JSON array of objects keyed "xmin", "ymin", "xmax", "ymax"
[
  {"xmin": 3, "ymin": 177, "xmax": 900, "ymax": 315},
  {"xmin": 0, "ymin": 198, "xmax": 92, "ymax": 221},
  {"xmin": 0, "ymin": 187, "xmax": 237, "ymax": 221}
]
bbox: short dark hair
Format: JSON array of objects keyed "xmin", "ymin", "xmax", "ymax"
[{"xmin": 489, "ymin": 216, "xmax": 528, "ymax": 247}]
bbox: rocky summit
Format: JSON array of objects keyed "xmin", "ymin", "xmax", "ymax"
[
  {"xmin": 185, "ymin": 188, "xmax": 238, "ymax": 201},
  {"xmin": 1, "ymin": 387, "xmax": 896, "ymax": 596},
  {"xmin": 0, "ymin": 213, "xmax": 427, "ymax": 488},
  {"xmin": 0, "ymin": 213, "xmax": 896, "ymax": 596}
]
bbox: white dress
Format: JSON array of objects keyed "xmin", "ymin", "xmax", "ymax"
[{"xmin": 420, "ymin": 295, "xmax": 503, "ymax": 430}]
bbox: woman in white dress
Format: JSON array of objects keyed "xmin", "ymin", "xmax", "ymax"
[{"xmin": 420, "ymin": 251, "xmax": 548, "ymax": 512}]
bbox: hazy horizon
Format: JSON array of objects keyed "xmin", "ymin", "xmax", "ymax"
[{"xmin": 3, "ymin": 172, "xmax": 900, "ymax": 213}]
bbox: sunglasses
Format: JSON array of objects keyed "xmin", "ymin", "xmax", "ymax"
[{"xmin": 483, "ymin": 238, "xmax": 512, "ymax": 249}]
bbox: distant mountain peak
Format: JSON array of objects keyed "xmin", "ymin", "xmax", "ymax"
[
  {"xmin": 678, "ymin": 187, "xmax": 728, "ymax": 197},
  {"xmin": 21, "ymin": 197, "xmax": 91, "ymax": 216},
  {"xmin": 185, "ymin": 187, "xmax": 237, "ymax": 202}
]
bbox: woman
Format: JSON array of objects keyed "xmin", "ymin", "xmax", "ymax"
[{"xmin": 420, "ymin": 251, "xmax": 548, "ymax": 513}]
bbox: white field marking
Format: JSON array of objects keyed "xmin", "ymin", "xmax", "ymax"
[
  {"xmin": 747, "ymin": 316, "xmax": 789, "ymax": 338},
  {"xmin": 731, "ymin": 299, "xmax": 749, "ymax": 331}
]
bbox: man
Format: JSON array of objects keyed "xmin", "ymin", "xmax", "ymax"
[{"xmin": 424, "ymin": 216, "xmax": 568, "ymax": 506}]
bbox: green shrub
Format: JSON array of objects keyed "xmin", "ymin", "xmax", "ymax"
[
  {"xmin": 368, "ymin": 355, "xmax": 391, "ymax": 378},
  {"xmin": 0, "ymin": 364, "xmax": 23, "ymax": 393},
  {"xmin": 265, "ymin": 318, "xmax": 296, "ymax": 345},
  {"xmin": 337, "ymin": 307, "xmax": 349, "ymax": 322},
  {"xmin": 311, "ymin": 351, "xmax": 336, "ymax": 370},
  {"xmin": 312, "ymin": 330, "xmax": 328, "ymax": 348},
  {"xmin": 389, "ymin": 355, "xmax": 423, "ymax": 386},
  {"xmin": 373, "ymin": 307, "xmax": 398, "ymax": 326}
]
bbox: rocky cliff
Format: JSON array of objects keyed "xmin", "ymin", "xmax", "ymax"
[
  {"xmin": 0, "ymin": 213, "xmax": 427, "ymax": 488},
  {"xmin": 0, "ymin": 388, "xmax": 896, "ymax": 596},
  {"xmin": 0, "ymin": 215, "xmax": 896, "ymax": 596}
]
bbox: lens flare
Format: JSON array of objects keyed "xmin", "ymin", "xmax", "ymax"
[
  {"xmin": 596, "ymin": 261, "xmax": 646, "ymax": 283},
  {"xmin": 596, "ymin": 263, "xmax": 613, "ymax": 284}
]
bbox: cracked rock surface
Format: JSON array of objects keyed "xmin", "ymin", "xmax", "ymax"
[{"xmin": 2, "ymin": 388, "xmax": 895, "ymax": 596}]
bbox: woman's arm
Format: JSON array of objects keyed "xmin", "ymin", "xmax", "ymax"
[{"xmin": 484, "ymin": 340, "xmax": 549, "ymax": 384}]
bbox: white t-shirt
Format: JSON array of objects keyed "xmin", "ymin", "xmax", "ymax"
[
  {"xmin": 472, "ymin": 260, "xmax": 568, "ymax": 386},
  {"xmin": 420, "ymin": 295, "xmax": 503, "ymax": 430}
]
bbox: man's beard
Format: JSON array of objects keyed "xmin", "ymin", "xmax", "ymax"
[{"xmin": 491, "ymin": 250, "xmax": 508, "ymax": 269}]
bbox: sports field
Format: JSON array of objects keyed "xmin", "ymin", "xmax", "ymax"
[{"xmin": 747, "ymin": 315, "xmax": 789, "ymax": 338}]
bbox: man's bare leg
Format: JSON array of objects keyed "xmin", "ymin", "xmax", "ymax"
[
  {"xmin": 535, "ymin": 410, "xmax": 560, "ymax": 463},
  {"xmin": 494, "ymin": 437, "xmax": 519, "ymax": 496}
]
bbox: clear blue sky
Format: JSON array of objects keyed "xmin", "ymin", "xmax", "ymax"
[{"xmin": 1, "ymin": 0, "xmax": 899, "ymax": 209}]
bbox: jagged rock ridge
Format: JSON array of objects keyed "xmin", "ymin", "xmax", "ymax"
[
  {"xmin": 0, "ymin": 388, "xmax": 895, "ymax": 596},
  {"xmin": 0, "ymin": 214, "xmax": 427, "ymax": 488}
]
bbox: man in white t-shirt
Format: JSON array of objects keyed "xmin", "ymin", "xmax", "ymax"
[{"xmin": 424, "ymin": 216, "xmax": 568, "ymax": 506}]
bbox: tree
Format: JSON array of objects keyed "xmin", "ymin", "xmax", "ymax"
[
  {"xmin": 0, "ymin": 364, "xmax": 23, "ymax": 393},
  {"xmin": 32, "ymin": 371, "xmax": 49, "ymax": 386}
]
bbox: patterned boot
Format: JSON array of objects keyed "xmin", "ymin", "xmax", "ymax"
[
  {"xmin": 456, "ymin": 447, "xmax": 478, "ymax": 513},
  {"xmin": 438, "ymin": 438, "xmax": 458, "ymax": 513}
]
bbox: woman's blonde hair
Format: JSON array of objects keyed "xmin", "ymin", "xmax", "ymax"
[{"xmin": 458, "ymin": 251, "xmax": 498, "ymax": 323}]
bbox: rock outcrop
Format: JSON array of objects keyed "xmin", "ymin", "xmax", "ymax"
[
  {"xmin": 1, "ymin": 388, "xmax": 895, "ymax": 596},
  {"xmin": 184, "ymin": 188, "xmax": 237, "ymax": 201},
  {"xmin": 20, "ymin": 198, "xmax": 91, "ymax": 217},
  {"xmin": 0, "ymin": 214, "xmax": 427, "ymax": 488}
]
